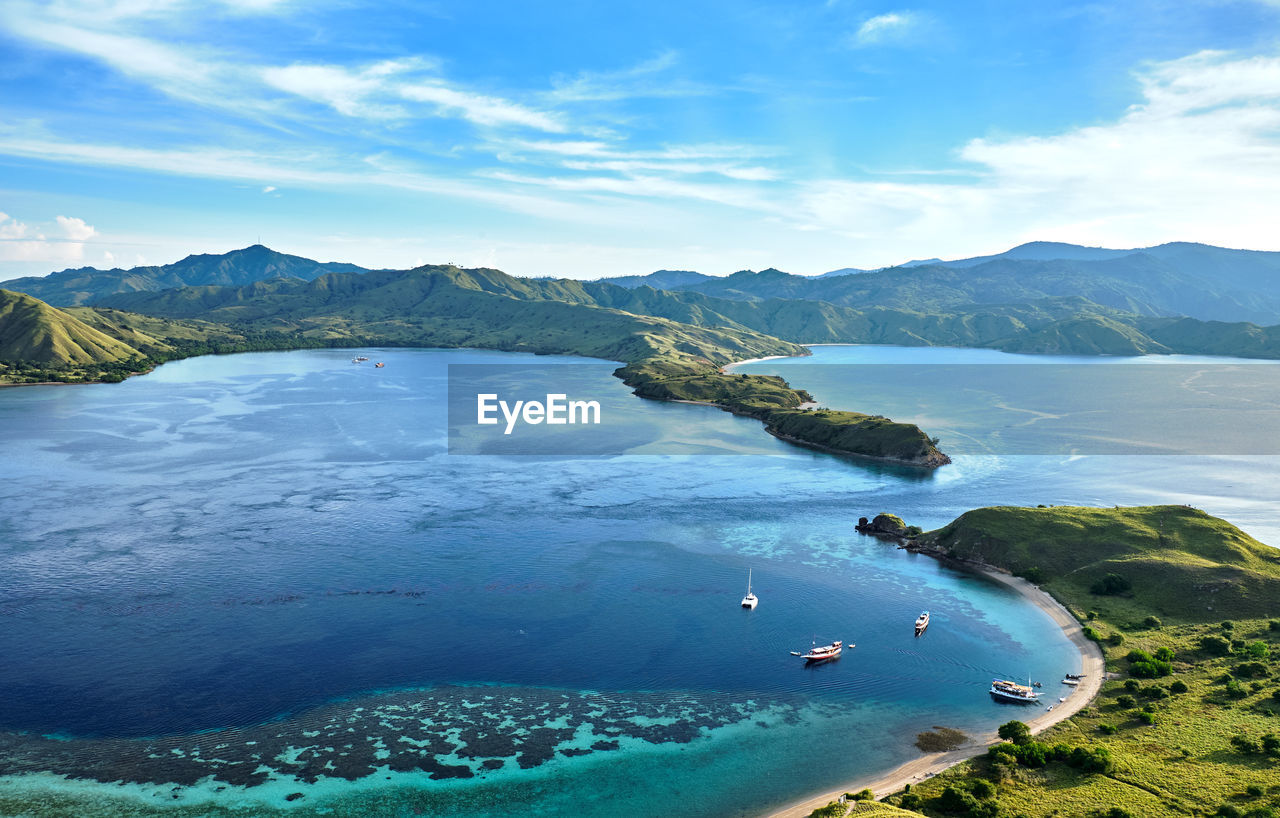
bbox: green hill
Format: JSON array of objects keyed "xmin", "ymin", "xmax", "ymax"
[
  {"xmin": 1, "ymin": 245, "xmax": 370, "ymax": 307},
  {"xmin": 917, "ymin": 505, "xmax": 1280, "ymax": 621},
  {"xmin": 0, "ymin": 289, "xmax": 141, "ymax": 366}
]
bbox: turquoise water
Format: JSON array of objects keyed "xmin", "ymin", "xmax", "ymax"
[{"xmin": 0, "ymin": 345, "xmax": 1270, "ymax": 816}]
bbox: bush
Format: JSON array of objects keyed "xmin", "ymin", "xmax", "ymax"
[
  {"xmin": 1222, "ymin": 620, "xmax": 1236, "ymax": 631},
  {"xmin": 1245, "ymin": 641, "xmax": 1270, "ymax": 659},
  {"xmin": 1142, "ymin": 684, "xmax": 1169, "ymax": 699},
  {"xmin": 1262, "ymin": 734, "xmax": 1280, "ymax": 756},
  {"xmin": 1231, "ymin": 734, "xmax": 1259, "ymax": 753},
  {"xmin": 937, "ymin": 785, "xmax": 978, "ymax": 812},
  {"xmin": 1116, "ymin": 694, "xmax": 1136, "ymax": 708},
  {"xmin": 1020, "ymin": 566, "xmax": 1043, "ymax": 584},
  {"xmin": 1170, "ymin": 680, "xmax": 1189, "ymax": 694},
  {"xmin": 1124, "ymin": 679, "xmax": 1141, "ymax": 692},
  {"xmin": 1201, "ymin": 635, "xmax": 1234, "ymax": 656},
  {"xmin": 969, "ymin": 778, "xmax": 996, "ymax": 799},
  {"xmin": 1083, "ymin": 626, "xmax": 1102, "ymax": 642},
  {"xmin": 1091, "ymin": 573, "xmax": 1132, "ymax": 595},
  {"xmin": 1143, "ymin": 615, "xmax": 1162, "ymax": 629},
  {"xmin": 1233, "ymin": 662, "xmax": 1270, "ymax": 679},
  {"xmin": 1225, "ymin": 679, "xmax": 1249, "ymax": 699},
  {"xmin": 850, "ymin": 788, "xmax": 873, "ymax": 801},
  {"xmin": 1269, "ymin": 620, "xmax": 1280, "ymax": 632},
  {"xmin": 1246, "ymin": 784, "xmax": 1265, "ymax": 797},
  {"xmin": 1099, "ymin": 723, "xmax": 1119, "ymax": 735},
  {"xmin": 1216, "ymin": 806, "xmax": 1242, "ymax": 818},
  {"xmin": 1136, "ymin": 711, "xmax": 1156, "ymax": 725},
  {"xmin": 1067, "ymin": 745, "xmax": 1115, "ymax": 774},
  {"xmin": 1108, "ymin": 632, "xmax": 1126, "ymax": 646},
  {"xmin": 1127, "ymin": 649, "xmax": 1153, "ymax": 663},
  {"xmin": 1155, "ymin": 646, "xmax": 1175, "ymax": 661},
  {"xmin": 1131, "ymin": 660, "xmax": 1173, "ymax": 678}
]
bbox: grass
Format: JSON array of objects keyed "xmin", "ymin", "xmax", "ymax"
[{"xmin": 878, "ymin": 505, "xmax": 1280, "ymax": 818}]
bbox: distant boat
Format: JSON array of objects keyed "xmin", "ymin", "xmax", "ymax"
[
  {"xmin": 791, "ymin": 639, "xmax": 846, "ymax": 663},
  {"xmin": 355, "ymin": 356, "xmax": 370, "ymax": 362},
  {"xmin": 740, "ymin": 569, "xmax": 758, "ymax": 609},
  {"xmin": 374, "ymin": 362, "xmax": 385, "ymax": 368},
  {"xmin": 990, "ymin": 678, "xmax": 1041, "ymax": 704},
  {"xmin": 1061, "ymin": 677, "xmax": 1080, "ymax": 686},
  {"xmin": 914, "ymin": 610, "xmax": 930, "ymax": 636}
]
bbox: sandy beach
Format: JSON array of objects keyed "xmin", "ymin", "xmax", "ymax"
[{"xmin": 764, "ymin": 568, "xmax": 1106, "ymax": 818}]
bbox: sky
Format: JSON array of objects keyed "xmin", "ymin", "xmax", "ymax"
[{"xmin": 2, "ymin": 0, "xmax": 1280, "ymax": 281}]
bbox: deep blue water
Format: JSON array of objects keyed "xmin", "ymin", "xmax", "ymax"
[{"xmin": 0, "ymin": 345, "xmax": 1271, "ymax": 817}]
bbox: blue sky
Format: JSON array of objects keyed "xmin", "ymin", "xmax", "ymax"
[{"xmin": 2, "ymin": 0, "xmax": 1280, "ymax": 280}]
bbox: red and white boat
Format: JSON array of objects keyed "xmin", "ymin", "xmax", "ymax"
[{"xmin": 792, "ymin": 639, "xmax": 847, "ymax": 662}]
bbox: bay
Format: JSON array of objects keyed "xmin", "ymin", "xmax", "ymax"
[{"xmin": 0, "ymin": 345, "xmax": 1269, "ymax": 817}]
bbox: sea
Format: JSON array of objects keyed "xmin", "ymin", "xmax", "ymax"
[{"xmin": 0, "ymin": 344, "xmax": 1275, "ymax": 817}]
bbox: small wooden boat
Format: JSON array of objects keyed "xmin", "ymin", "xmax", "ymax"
[
  {"xmin": 914, "ymin": 611, "xmax": 930, "ymax": 636},
  {"xmin": 792, "ymin": 639, "xmax": 846, "ymax": 662},
  {"xmin": 375, "ymin": 362, "xmax": 385, "ymax": 368},
  {"xmin": 1061, "ymin": 677, "xmax": 1080, "ymax": 686},
  {"xmin": 990, "ymin": 678, "xmax": 1040, "ymax": 704}
]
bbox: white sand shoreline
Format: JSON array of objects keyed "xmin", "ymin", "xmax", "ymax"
[{"xmin": 763, "ymin": 567, "xmax": 1106, "ymax": 818}]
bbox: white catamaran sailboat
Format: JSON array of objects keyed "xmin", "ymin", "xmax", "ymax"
[{"xmin": 740, "ymin": 569, "xmax": 758, "ymax": 609}]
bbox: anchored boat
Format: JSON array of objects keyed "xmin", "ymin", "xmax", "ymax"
[
  {"xmin": 990, "ymin": 678, "xmax": 1041, "ymax": 704},
  {"xmin": 791, "ymin": 639, "xmax": 847, "ymax": 663},
  {"xmin": 914, "ymin": 610, "xmax": 930, "ymax": 636},
  {"xmin": 740, "ymin": 569, "xmax": 758, "ymax": 609}
]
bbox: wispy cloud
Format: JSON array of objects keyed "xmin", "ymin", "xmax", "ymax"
[
  {"xmin": 548, "ymin": 51, "xmax": 707, "ymax": 102},
  {"xmin": 850, "ymin": 11, "xmax": 927, "ymax": 47}
]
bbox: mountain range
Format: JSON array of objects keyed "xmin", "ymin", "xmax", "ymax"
[{"xmin": 5, "ymin": 240, "xmax": 1280, "ymax": 378}]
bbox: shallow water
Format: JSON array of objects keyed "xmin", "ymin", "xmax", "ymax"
[{"xmin": 0, "ymin": 345, "xmax": 1269, "ymax": 816}]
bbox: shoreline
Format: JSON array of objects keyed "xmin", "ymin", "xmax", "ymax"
[{"xmin": 763, "ymin": 566, "xmax": 1106, "ymax": 818}]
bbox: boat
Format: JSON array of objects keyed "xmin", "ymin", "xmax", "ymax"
[
  {"xmin": 1061, "ymin": 677, "xmax": 1080, "ymax": 686},
  {"xmin": 914, "ymin": 610, "xmax": 930, "ymax": 636},
  {"xmin": 791, "ymin": 639, "xmax": 846, "ymax": 662},
  {"xmin": 989, "ymin": 678, "xmax": 1041, "ymax": 704},
  {"xmin": 1065, "ymin": 673, "xmax": 1086, "ymax": 680},
  {"xmin": 740, "ymin": 569, "xmax": 758, "ymax": 609},
  {"xmin": 375, "ymin": 362, "xmax": 385, "ymax": 368}
]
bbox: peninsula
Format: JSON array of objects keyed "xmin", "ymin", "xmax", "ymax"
[{"xmin": 783, "ymin": 504, "xmax": 1280, "ymax": 818}]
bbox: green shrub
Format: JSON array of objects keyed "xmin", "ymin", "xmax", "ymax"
[
  {"xmin": 1230, "ymin": 734, "xmax": 1259, "ymax": 753},
  {"xmin": 1225, "ymin": 679, "xmax": 1249, "ymax": 699},
  {"xmin": 1170, "ymin": 680, "xmax": 1189, "ymax": 694},
  {"xmin": 1116, "ymin": 694, "xmax": 1136, "ymax": 708},
  {"xmin": 1142, "ymin": 684, "xmax": 1169, "ymax": 699},
  {"xmin": 1143, "ymin": 615, "xmax": 1162, "ymax": 629},
  {"xmin": 1066, "ymin": 745, "xmax": 1114, "ymax": 774},
  {"xmin": 1127, "ymin": 649, "xmax": 1153, "ymax": 663},
  {"xmin": 1136, "ymin": 711, "xmax": 1156, "ymax": 725},
  {"xmin": 1155, "ymin": 646, "xmax": 1175, "ymax": 661},
  {"xmin": 1083, "ymin": 626, "xmax": 1102, "ymax": 642},
  {"xmin": 1108, "ymin": 632, "xmax": 1126, "ymax": 646},
  {"xmin": 1222, "ymin": 620, "xmax": 1236, "ymax": 631},
  {"xmin": 1201, "ymin": 635, "xmax": 1234, "ymax": 656},
  {"xmin": 1269, "ymin": 620, "xmax": 1280, "ymax": 632},
  {"xmin": 1262, "ymin": 734, "xmax": 1280, "ymax": 756},
  {"xmin": 1098, "ymin": 723, "xmax": 1119, "ymax": 735},
  {"xmin": 969, "ymin": 778, "xmax": 996, "ymax": 799},
  {"xmin": 1091, "ymin": 573, "xmax": 1132, "ymax": 595},
  {"xmin": 1245, "ymin": 641, "xmax": 1270, "ymax": 659},
  {"xmin": 1246, "ymin": 784, "xmax": 1265, "ymax": 797},
  {"xmin": 1131, "ymin": 660, "xmax": 1173, "ymax": 678},
  {"xmin": 1233, "ymin": 661, "xmax": 1270, "ymax": 679},
  {"xmin": 1124, "ymin": 679, "xmax": 1141, "ymax": 692}
]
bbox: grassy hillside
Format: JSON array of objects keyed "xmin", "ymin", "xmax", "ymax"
[
  {"xmin": 0, "ymin": 289, "xmax": 141, "ymax": 369},
  {"xmin": 916, "ymin": 505, "xmax": 1280, "ymax": 622},
  {"xmin": 875, "ymin": 505, "xmax": 1280, "ymax": 818}
]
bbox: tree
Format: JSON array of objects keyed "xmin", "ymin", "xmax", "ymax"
[
  {"xmin": 1091, "ymin": 572, "xmax": 1131, "ymax": 595},
  {"xmin": 998, "ymin": 720, "xmax": 1032, "ymax": 745}
]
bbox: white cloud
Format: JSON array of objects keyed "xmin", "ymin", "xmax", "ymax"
[
  {"xmin": 0, "ymin": 213, "xmax": 96, "ymax": 264},
  {"xmin": 793, "ymin": 50, "xmax": 1280, "ymax": 263},
  {"xmin": 56, "ymin": 215, "xmax": 96, "ymax": 241},
  {"xmin": 851, "ymin": 11, "xmax": 925, "ymax": 47},
  {"xmin": 0, "ymin": 213, "xmax": 29, "ymax": 239},
  {"xmin": 262, "ymin": 185, "xmax": 276, "ymax": 193}
]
